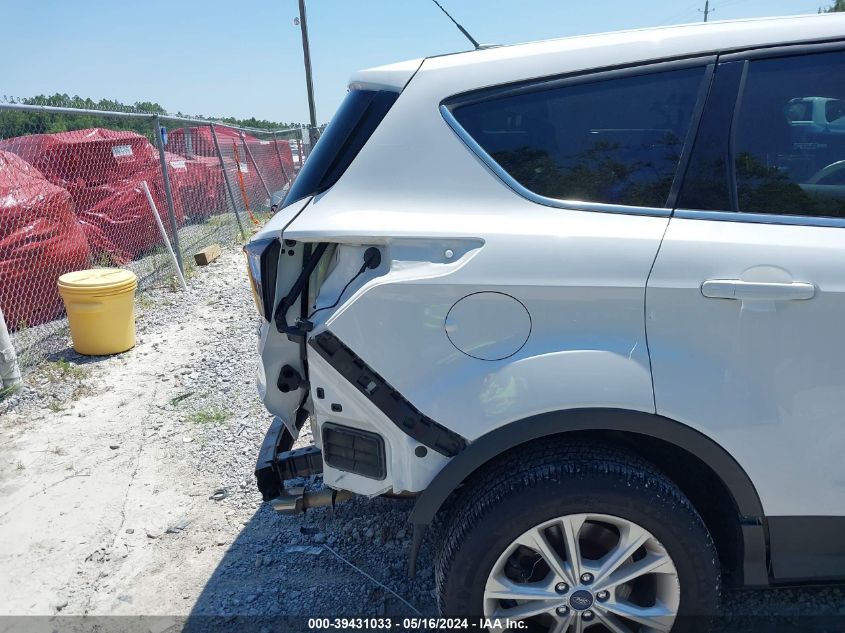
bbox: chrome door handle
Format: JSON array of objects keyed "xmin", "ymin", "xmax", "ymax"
[{"xmin": 701, "ymin": 280, "xmax": 815, "ymax": 301}]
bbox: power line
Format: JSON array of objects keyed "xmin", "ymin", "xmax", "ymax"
[{"xmin": 662, "ymin": 1, "xmax": 705, "ymax": 25}]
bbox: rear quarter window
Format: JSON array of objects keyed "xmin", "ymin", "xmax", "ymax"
[
  {"xmin": 447, "ymin": 66, "xmax": 706, "ymax": 209},
  {"xmin": 284, "ymin": 89, "xmax": 398, "ymax": 207}
]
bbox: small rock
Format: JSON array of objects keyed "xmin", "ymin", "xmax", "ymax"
[
  {"xmin": 166, "ymin": 517, "xmax": 192, "ymax": 533},
  {"xmin": 364, "ymin": 527, "xmax": 375, "ymax": 540},
  {"xmin": 125, "ymin": 528, "xmax": 134, "ymax": 534},
  {"xmin": 182, "ymin": 436, "xmax": 193, "ymax": 443},
  {"xmin": 209, "ymin": 488, "xmax": 228, "ymax": 501},
  {"xmin": 53, "ymin": 599, "xmax": 68, "ymax": 612},
  {"xmin": 109, "ymin": 444, "xmax": 120, "ymax": 450},
  {"xmin": 312, "ymin": 533, "xmax": 326, "ymax": 544},
  {"xmin": 145, "ymin": 528, "xmax": 162, "ymax": 539}
]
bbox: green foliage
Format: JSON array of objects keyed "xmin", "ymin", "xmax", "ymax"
[
  {"xmin": 187, "ymin": 406, "xmax": 229, "ymax": 426},
  {"xmin": 0, "ymin": 93, "xmax": 303, "ymax": 140},
  {"xmin": 820, "ymin": 0, "xmax": 845, "ymax": 11}
]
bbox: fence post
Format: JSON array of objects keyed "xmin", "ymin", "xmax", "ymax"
[
  {"xmin": 0, "ymin": 306, "xmax": 22, "ymax": 390},
  {"xmin": 152, "ymin": 115, "xmax": 185, "ymax": 274},
  {"xmin": 210, "ymin": 124, "xmax": 247, "ymax": 240},
  {"xmin": 185, "ymin": 126, "xmax": 194, "ymax": 158},
  {"xmin": 240, "ymin": 131, "xmax": 272, "ymax": 201},
  {"xmin": 271, "ymin": 131, "xmax": 294, "ymax": 187}
]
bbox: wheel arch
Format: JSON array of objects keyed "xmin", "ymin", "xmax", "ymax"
[{"xmin": 409, "ymin": 407, "xmax": 769, "ymax": 586}]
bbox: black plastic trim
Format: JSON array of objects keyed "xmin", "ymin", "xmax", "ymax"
[
  {"xmin": 719, "ymin": 38, "xmax": 845, "ymax": 63},
  {"xmin": 255, "ymin": 417, "xmax": 287, "ymax": 501},
  {"xmin": 255, "ymin": 417, "xmax": 321, "ymax": 502},
  {"xmin": 443, "ymin": 54, "xmax": 716, "ymax": 111},
  {"xmin": 322, "ymin": 422, "xmax": 386, "ymax": 481},
  {"xmin": 768, "ymin": 516, "xmax": 845, "ymax": 582},
  {"xmin": 309, "ymin": 331, "xmax": 467, "ymax": 457},
  {"xmin": 665, "ymin": 62, "xmax": 716, "ymax": 210},
  {"xmin": 408, "ymin": 408, "xmax": 768, "ymax": 584},
  {"xmin": 276, "ymin": 445, "xmax": 323, "ymax": 480}
]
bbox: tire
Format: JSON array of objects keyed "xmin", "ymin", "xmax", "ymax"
[{"xmin": 435, "ymin": 440, "xmax": 720, "ymax": 631}]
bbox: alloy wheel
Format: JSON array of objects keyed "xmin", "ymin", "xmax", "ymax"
[{"xmin": 483, "ymin": 513, "xmax": 680, "ymax": 633}]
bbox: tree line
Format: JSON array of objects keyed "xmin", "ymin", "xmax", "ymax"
[
  {"xmin": 820, "ymin": 0, "xmax": 845, "ymax": 11},
  {"xmin": 0, "ymin": 93, "xmax": 304, "ymax": 141}
]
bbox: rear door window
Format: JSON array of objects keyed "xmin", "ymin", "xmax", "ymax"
[
  {"xmin": 733, "ymin": 50, "xmax": 845, "ymax": 218},
  {"xmin": 448, "ymin": 66, "xmax": 707, "ymax": 209},
  {"xmin": 678, "ymin": 48, "xmax": 845, "ymax": 219}
]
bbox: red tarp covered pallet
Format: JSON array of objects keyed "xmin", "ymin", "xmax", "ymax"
[
  {"xmin": 167, "ymin": 126, "xmax": 258, "ymax": 157},
  {"xmin": 0, "ymin": 129, "xmax": 182, "ymax": 263},
  {"xmin": 167, "ymin": 127, "xmax": 283, "ymax": 205},
  {"xmin": 164, "ymin": 152, "xmax": 227, "ymax": 220},
  {"xmin": 0, "ymin": 151, "xmax": 91, "ymax": 329}
]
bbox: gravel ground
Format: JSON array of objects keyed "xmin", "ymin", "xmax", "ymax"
[{"xmin": 1, "ymin": 246, "xmax": 843, "ymax": 632}]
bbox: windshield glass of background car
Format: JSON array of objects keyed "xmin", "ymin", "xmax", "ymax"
[{"xmin": 450, "ymin": 66, "xmax": 706, "ymax": 208}]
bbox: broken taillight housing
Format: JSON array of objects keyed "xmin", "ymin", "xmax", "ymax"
[{"xmin": 243, "ymin": 237, "xmax": 280, "ymax": 321}]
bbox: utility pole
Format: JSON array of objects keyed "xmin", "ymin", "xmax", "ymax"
[
  {"xmin": 297, "ymin": 0, "xmax": 318, "ymax": 148},
  {"xmin": 700, "ymin": 0, "xmax": 714, "ymax": 22}
]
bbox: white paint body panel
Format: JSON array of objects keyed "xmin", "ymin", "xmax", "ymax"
[
  {"xmin": 311, "ymin": 209, "xmax": 665, "ymax": 450},
  {"xmin": 254, "ymin": 13, "xmax": 845, "ymax": 508},
  {"xmin": 648, "ymin": 218, "xmax": 845, "ymax": 516}
]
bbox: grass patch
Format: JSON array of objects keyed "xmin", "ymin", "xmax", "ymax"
[
  {"xmin": 168, "ymin": 259, "xmax": 197, "ymax": 292},
  {"xmin": 187, "ymin": 406, "xmax": 229, "ymax": 426},
  {"xmin": 0, "ymin": 384, "xmax": 20, "ymax": 402},
  {"xmin": 137, "ymin": 294, "xmax": 155, "ymax": 311},
  {"xmin": 45, "ymin": 359, "xmax": 89, "ymax": 382}
]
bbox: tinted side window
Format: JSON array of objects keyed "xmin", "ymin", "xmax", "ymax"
[
  {"xmin": 733, "ymin": 50, "xmax": 845, "ymax": 218},
  {"xmin": 450, "ymin": 67, "xmax": 706, "ymax": 208}
]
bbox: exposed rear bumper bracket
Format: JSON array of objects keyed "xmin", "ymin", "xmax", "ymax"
[{"xmin": 255, "ymin": 415, "xmax": 323, "ymax": 502}]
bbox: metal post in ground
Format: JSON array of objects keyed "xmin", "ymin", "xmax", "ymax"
[
  {"xmin": 0, "ymin": 306, "xmax": 22, "ymax": 390},
  {"xmin": 185, "ymin": 126, "xmax": 194, "ymax": 158},
  {"xmin": 240, "ymin": 131, "xmax": 272, "ymax": 201},
  {"xmin": 141, "ymin": 181, "xmax": 188, "ymax": 292},
  {"xmin": 210, "ymin": 124, "xmax": 247, "ymax": 239},
  {"xmin": 152, "ymin": 115, "xmax": 185, "ymax": 274},
  {"xmin": 297, "ymin": 0, "xmax": 319, "ymax": 148},
  {"xmin": 271, "ymin": 131, "xmax": 294, "ymax": 187}
]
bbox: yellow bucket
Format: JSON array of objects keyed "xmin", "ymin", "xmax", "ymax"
[{"xmin": 57, "ymin": 268, "xmax": 138, "ymax": 356}]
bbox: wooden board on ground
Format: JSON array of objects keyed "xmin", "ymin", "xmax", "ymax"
[{"xmin": 194, "ymin": 244, "xmax": 221, "ymax": 266}]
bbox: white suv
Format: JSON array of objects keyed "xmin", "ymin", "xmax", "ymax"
[{"xmin": 247, "ymin": 13, "xmax": 845, "ymax": 631}]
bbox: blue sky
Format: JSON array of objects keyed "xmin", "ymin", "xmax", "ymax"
[{"xmin": 0, "ymin": 0, "xmax": 832, "ymax": 124}]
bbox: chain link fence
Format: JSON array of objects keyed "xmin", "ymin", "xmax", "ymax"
[{"xmin": 0, "ymin": 102, "xmax": 307, "ymax": 372}]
